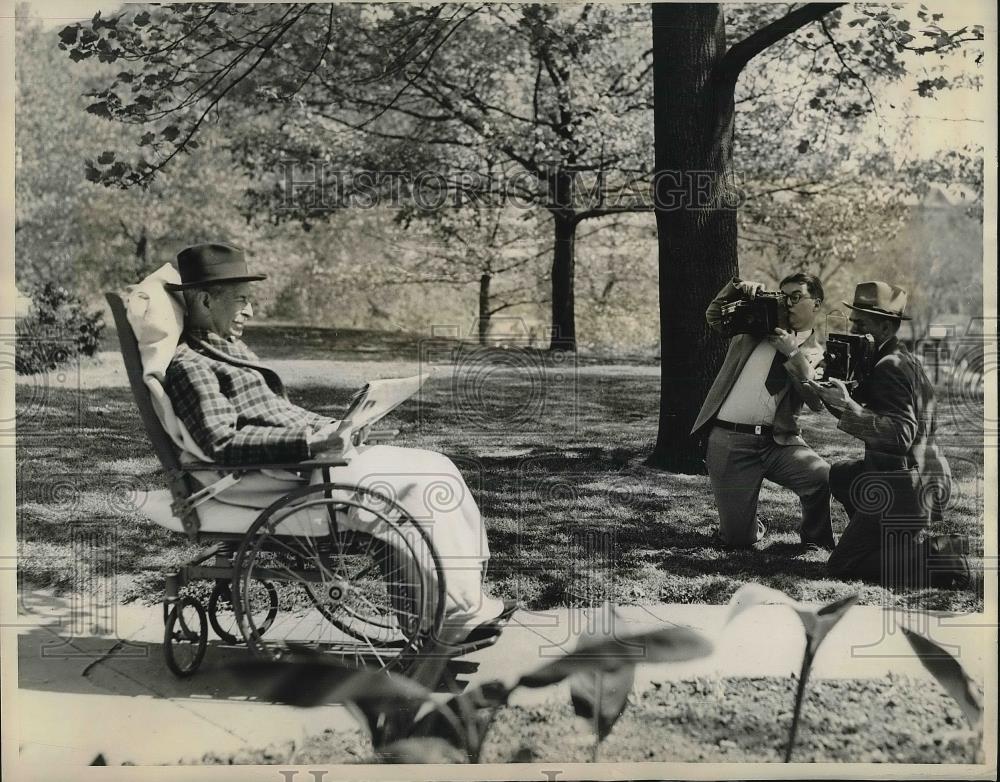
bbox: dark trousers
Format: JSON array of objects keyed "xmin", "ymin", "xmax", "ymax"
[
  {"xmin": 827, "ymin": 459, "xmax": 968, "ymax": 588},
  {"xmin": 705, "ymin": 427, "xmax": 834, "ymax": 548}
]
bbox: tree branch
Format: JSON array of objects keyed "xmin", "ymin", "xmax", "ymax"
[
  {"xmin": 574, "ymin": 204, "xmax": 652, "ymax": 223},
  {"xmin": 355, "ymin": 4, "xmax": 483, "ymax": 130},
  {"xmin": 818, "ymin": 17, "xmax": 879, "ymax": 112},
  {"xmin": 716, "ymin": 3, "xmax": 845, "ymax": 84},
  {"xmin": 144, "ymin": 6, "xmax": 307, "ymax": 179},
  {"xmin": 489, "ymin": 299, "xmax": 543, "ymax": 315}
]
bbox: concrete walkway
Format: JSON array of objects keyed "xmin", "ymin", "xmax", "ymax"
[{"xmin": 12, "ymin": 589, "xmax": 992, "ymax": 765}]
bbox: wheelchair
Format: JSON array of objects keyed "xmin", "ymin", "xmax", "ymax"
[{"xmin": 107, "ymin": 292, "xmax": 489, "ymax": 678}]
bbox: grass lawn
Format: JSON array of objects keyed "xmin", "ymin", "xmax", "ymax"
[{"xmin": 16, "ymin": 328, "xmax": 985, "ymax": 614}]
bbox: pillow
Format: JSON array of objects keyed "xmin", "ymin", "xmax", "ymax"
[
  {"xmin": 125, "ymin": 264, "xmax": 211, "ymax": 463},
  {"xmin": 125, "ymin": 263, "xmax": 184, "ymax": 381}
]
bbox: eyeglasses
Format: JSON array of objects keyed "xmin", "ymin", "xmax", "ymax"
[{"xmin": 782, "ymin": 292, "xmax": 814, "ymax": 305}]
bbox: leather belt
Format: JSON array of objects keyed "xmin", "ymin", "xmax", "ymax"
[{"xmin": 712, "ymin": 418, "xmax": 774, "ymax": 436}]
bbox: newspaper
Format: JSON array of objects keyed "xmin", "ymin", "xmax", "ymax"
[{"xmin": 333, "ymin": 374, "xmax": 428, "ymax": 441}]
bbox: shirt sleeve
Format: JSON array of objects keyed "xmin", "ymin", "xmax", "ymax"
[
  {"xmin": 784, "ymin": 344, "xmax": 823, "ymax": 411},
  {"xmin": 166, "ymin": 359, "xmax": 312, "ymax": 464},
  {"xmin": 705, "ymin": 277, "xmax": 743, "ymax": 334},
  {"xmin": 281, "ymin": 401, "xmax": 336, "ymax": 431}
]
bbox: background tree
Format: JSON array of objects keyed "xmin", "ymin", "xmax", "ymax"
[
  {"xmin": 647, "ymin": 2, "xmax": 984, "ymax": 472},
  {"xmin": 43, "ymin": 2, "xmax": 985, "ymax": 474},
  {"xmin": 382, "ymin": 207, "xmax": 550, "ymax": 345},
  {"xmin": 59, "ymin": 3, "xmax": 659, "ymax": 351}
]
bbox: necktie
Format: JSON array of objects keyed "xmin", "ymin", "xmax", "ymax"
[{"xmin": 764, "ymin": 350, "xmax": 787, "ymax": 396}]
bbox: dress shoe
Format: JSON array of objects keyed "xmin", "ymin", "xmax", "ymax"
[
  {"xmin": 925, "ymin": 534, "xmax": 974, "ymax": 591},
  {"xmin": 708, "ymin": 517, "xmax": 769, "ymax": 550},
  {"xmin": 439, "ymin": 598, "xmax": 518, "ymax": 646},
  {"xmin": 459, "ymin": 599, "xmax": 519, "ymax": 645}
]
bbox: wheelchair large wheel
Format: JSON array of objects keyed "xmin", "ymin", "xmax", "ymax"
[
  {"xmin": 231, "ymin": 483, "xmax": 447, "ymax": 673},
  {"xmin": 300, "ymin": 537, "xmax": 416, "ymax": 644},
  {"xmin": 208, "ymin": 579, "xmax": 278, "ymax": 645},
  {"xmin": 164, "ymin": 596, "xmax": 208, "ymax": 677}
]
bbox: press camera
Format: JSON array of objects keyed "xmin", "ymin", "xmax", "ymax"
[
  {"xmin": 823, "ymin": 333, "xmax": 876, "ymax": 389},
  {"xmin": 719, "ymin": 291, "xmax": 787, "ymax": 338}
]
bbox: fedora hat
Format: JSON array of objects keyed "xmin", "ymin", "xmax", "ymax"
[
  {"xmin": 843, "ymin": 281, "xmax": 911, "ymax": 320},
  {"xmin": 165, "ymin": 243, "xmax": 267, "ymax": 291}
]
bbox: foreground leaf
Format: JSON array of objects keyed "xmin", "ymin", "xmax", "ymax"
[
  {"xmin": 566, "ymin": 606, "xmax": 637, "ymax": 746},
  {"xmin": 724, "ymin": 583, "xmax": 797, "ymax": 627},
  {"xmin": 229, "ymin": 659, "xmax": 430, "ymax": 709},
  {"xmin": 799, "ymin": 594, "xmax": 858, "ymax": 656},
  {"xmin": 902, "ymin": 627, "xmax": 983, "ymax": 729},
  {"xmin": 570, "ymin": 665, "xmax": 636, "ymax": 741},
  {"xmin": 410, "ymin": 679, "xmax": 510, "ymax": 759},
  {"xmin": 725, "ymin": 584, "xmax": 859, "ymax": 762},
  {"xmin": 725, "ymin": 583, "xmax": 858, "ymax": 655},
  {"xmin": 519, "ymin": 626, "xmax": 712, "ymax": 688}
]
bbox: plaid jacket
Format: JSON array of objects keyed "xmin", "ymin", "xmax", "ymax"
[{"xmin": 164, "ymin": 330, "xmax": 330, "ymax": 464}]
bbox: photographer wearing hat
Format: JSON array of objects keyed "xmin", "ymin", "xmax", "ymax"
[
  {"xmin": 692, "ymin": 273, "xmax": 834, "ymax": 550},
  {"xmin": 809, "ymin": 281, "xmax": 970, "ymax": 589}
]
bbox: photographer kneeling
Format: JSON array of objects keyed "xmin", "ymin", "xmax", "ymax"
[
  {"xmin": 692, "ymin": 273, "xmax": 834, "ymax": 550},
  {"xmin": 808, "ymin": 282, "xmax": 971, "ymax": 589}
]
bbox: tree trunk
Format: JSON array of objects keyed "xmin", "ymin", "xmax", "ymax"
[
  {"xmin": 136, "ymin": 225, "xmax": 148, "ymax": 266},
  {"xmin": 648, "ymin": 4, "xmax": 739, "ymax": 473},
  {"xmin": 548, "ymin": 170, "xmax": 577, "ymax": 351},
  {"xmin": 478, "ymin": 272, "xmax": 491, "ymax": 345}
]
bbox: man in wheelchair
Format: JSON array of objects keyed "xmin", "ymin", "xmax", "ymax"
[{"xmin": 148, "ymin": 242, "xmax": 515, "ymax": 650}]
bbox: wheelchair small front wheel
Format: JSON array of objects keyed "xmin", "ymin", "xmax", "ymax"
[
  {"xmin": 164, "ymin": 596, "xmax": 208, "ymax": 677},
  {"xmin": 208, "ymin": 579, "xmax": 278, "ymax": 645}
]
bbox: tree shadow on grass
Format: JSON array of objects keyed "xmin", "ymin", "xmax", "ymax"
[{"xmin": 18, "ymin": 382, "xmax": 984, "ymax": 613}]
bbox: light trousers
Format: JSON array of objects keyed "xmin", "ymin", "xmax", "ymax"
[{"xmin": 705, "ymin": 427, "xmax": 834, "ymax": 548}]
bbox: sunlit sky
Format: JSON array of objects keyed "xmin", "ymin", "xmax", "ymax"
[{"xmin": 16, "ymin": 0, "xmax": 994, "ymax": 164}]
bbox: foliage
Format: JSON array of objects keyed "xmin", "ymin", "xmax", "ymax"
[
  {"xmin": 739, "ymin": 180, "xmax": 909, "ymax": 286},
  {"xmin": 41, "ymin": 3, "xmax": 986, "ymax": 358},
  {"xmin": 231, "ymin": 616, "xmax": 713, "ymax": 763},
  {"xmin": 852, "ymin": 189, "xmax": 983, "ymax": 341},
  {"xmin": 902, "ymin": 624, "xmax": 984, "ymax": 763},
  {"xmin": 574, "ymin": 213, "xmax": 659, "ymax": 353},
  {"xmin": 54, "ymin": 3, "xmax": 664, "ymax": 349},
  {"xmin": 14, "ymin": 283, "xmax": 105, "ymax": 375},
  {"xmin": 902, "ymin": 145, "xmax": 984, "ymax": 221},
  {"xmin": 14, "ymin": 9, "xmax": 266, "ymax": 302},
  {"xmin": 901, "ymin": 626, "xmax": 983, "ymax": 730},
  {"xmin": 57, "ymin": 5, "xmax": 654, "ymax": 196},
  {"xmin": 730, "ymin": 4, "xmax": 985, "ymax": 306},
  {"xmin": 731, "ymin": 2, "xmax": 985, "ymax": 183},
  {"xmin": 225, "ymin": 587, "xmax": 983, "ymax": 765},
  {"xmin": 380, "ymin": 206, "xmax": 551, "ymax": 344},
  {"xmin": 57, "ymin": 4, "xmax": 984, "ymax": 194},
  {"xmin": 724, "ymin": 583, "xmax": 858, "ymax": 762}
]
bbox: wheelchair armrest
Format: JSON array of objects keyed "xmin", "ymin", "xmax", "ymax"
[{"xmin": 178, "ymin": 458, "xmax": 349, "ymax": 474}]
